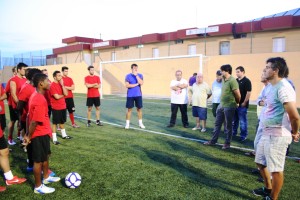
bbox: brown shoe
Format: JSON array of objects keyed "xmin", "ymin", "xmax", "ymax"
[
  {"xmin": 222, "ymin": 144, "xmax": 230, "ymax": 150},
  {"xmin": 203, "ymin": 141, "xmax": 215, "ymax": 146}
]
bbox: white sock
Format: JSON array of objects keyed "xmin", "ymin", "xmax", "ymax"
[
  {"xmin": 126, "ymin": 120, "xmax": 130, "ymax": 126},
  {"xmin": 138, "ymin": 119, "xmax": 143, "ymax": 125},
  {"xmin": 52, "ymin": 133, "xmax": 57, "ymax": 141},
  {"xmin": 35, "ymin": 184, "xmax": 43, "ymax": 190},
  {"xmin": 61, "ymin": 129, "xmax": 67, "ymax": 138},
  {"xmin": 4, "ymin": 170, "xmax": 14, "ymax": 180}
]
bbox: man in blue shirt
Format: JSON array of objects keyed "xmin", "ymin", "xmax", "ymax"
[{"xmin": 125, "ymin": 64, "xmax": 145, "ymax": 129}]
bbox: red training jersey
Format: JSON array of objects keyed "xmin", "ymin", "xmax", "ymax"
[
  {"xmin": 84, "ymin": 75, "xmax": 100, "ymax": 98},
  {"xmin": 10, "ymin": 76, "xmax": 27, "ymax": 109},
  {"xmin": 5, "ymin": 77, "xmax": 13, "ymax": 106},
  {"xmin": 50, "ymin": 82, "xmax": 66, "ymax": 110},
  {"xmin": 18, "ymin": 83, "xmax": 35, "ymax": 121},
  {"xmin": 0, "ymin": 85, "xmax": 5, "ymax": 115},
  {"xmin": 62, "ymin": 76, "xmax": 74, "ymax": 98},
  {"xmin": 28, "ymin": 92, "xmax": 52, "ymax": 139}
]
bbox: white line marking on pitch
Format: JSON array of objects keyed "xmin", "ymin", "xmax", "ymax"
[{"xmin": 74, "ymin": 115, "xmax": 299, "ymax": 161}]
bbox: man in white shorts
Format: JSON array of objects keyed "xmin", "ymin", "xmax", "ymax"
[{"xmin": 252, "ymin": 57, "xmax": 300, "ymax": 200}]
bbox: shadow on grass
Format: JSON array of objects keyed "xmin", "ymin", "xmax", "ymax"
[
  {"xmin": 165, "ymin": 140, "xmax": 254, "ymax": 173},
  {"xmin": 133, "ymin": 141, "xmax": 256, "ymax": 199}
]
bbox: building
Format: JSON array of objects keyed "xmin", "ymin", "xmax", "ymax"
[{"xmin": 10, "ymin": 8, "xmax": 299, "ymax": 106}]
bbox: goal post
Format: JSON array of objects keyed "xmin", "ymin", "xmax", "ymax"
[{"xmin": 99, "ymin": 54, "xmax": 207, "ymax": 99}]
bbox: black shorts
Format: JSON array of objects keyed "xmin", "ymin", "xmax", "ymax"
[
  {"xmin": 65, "ymin": 98, "xmax": 75, "ymax": 113},
  {"xmin": 0, "ymin": 135, "xmax": 8, "ymax": 150},
  {"xmin": 0, "ymin": 114, "xmax": 6, "ymax": 130},
  {"xmin": 126, "ymin": 96, "xmax": 143, "ymax": 109},
  {"xmin": 86, "ymin": 97, "xmax": 100, "ymax": 107},
  {"xmin": 31, "ymin": 135, "xmax": 51, "ymax": 163},
  {"xmin": 52, "ymin": 109, "xmax": 67, "ymax": 124},
  {"xmin": 9, "ymin": 106, "xmax": 18, "ymax": 121}
]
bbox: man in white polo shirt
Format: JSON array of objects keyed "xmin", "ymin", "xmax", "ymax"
[{"xmin": 167, "ymin": 70, "xmax": 189, "ymax": 128}]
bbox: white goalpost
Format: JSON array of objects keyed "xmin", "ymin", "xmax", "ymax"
[{"xmin": 99, "ymin": 54, "xmax": 206, "ymax": 99}]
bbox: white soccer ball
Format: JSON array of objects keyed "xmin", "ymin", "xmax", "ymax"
[{"xmin": 65, "ymin": 172, "xmax": 81, "ymax": 189}]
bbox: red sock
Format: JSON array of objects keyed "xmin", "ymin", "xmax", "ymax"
[{"xmin": 69, "ymin": 113, "xmax": 75, "ymax": 125}]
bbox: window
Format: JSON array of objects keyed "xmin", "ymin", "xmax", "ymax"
[
  {"xmin": 111, "ymin": 52, "xmax": 116, "ymax": 61},
  {"xmin": 273, "ymin": 37, "xmax": 286, "ymax": 52},
  {"xmin": 220, "ymin": 41, "xmax": 230, "ymax": 55},
  {"xmin": 123, "ymin": 46, "xmax": 129, "ymax": 49},
  {"xmin": 175, "ymin": 39, "xmax": 184, "ymax": 44},
  {"xmin": 152, "ymin": 48, "xmax": 159, "ymax": 58},
  {"xmin": 188, "ymin": 44, "xmax": 196, "ymax": 55}
]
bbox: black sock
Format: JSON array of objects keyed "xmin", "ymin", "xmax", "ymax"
[
  {"xmin": 96, "ymin": 120, "xmax": 100, "ymax": 123},
  {"xmin": 88, "ymin": 120, "xmax": 91, "ymax": 124}
]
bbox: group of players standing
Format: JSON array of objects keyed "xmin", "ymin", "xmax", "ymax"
[{"xmin": 0, "ymin": 63, "xmax": 103, "ymax": 193}]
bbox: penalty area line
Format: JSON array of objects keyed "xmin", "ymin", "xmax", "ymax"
[{"xmin": 74, "ymin": 115, "xmax": 300, "ymax": 161}]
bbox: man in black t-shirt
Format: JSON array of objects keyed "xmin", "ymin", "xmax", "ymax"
[{"xmin": 233, "ymin": 66, "xmax": 252, "ymax": 142}]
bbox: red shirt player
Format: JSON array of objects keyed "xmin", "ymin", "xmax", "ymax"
[
  {"xmin": 84, "ymin": 66, "xmax": 102, "ymax": 127},
  {"xmin": 7, "ymin": 63, "xmax": 27, "ymax": 145},
  {"xmin": 24, "ymin": 73, "xmax": 60, "ymax": 194},
  {"xmin": 49, "ymin": 71, "xmax": 72, "ymax": 145},
  {"xmin": 61, "ymin": 66, "xmax": 79, "ymax": 128},
  {"xmin": 17, "ymin": 68, "xmax": 42, "ymax": 170}
]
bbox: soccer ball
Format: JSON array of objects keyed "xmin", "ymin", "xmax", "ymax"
[{"xmin": 65, "ymin": 172, "xmax": 81, "ymax": 189}]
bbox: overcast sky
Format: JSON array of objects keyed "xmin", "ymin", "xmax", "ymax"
[{"xmin": 0, "ymin": 0, "xmax": 299, "ymax": 56}]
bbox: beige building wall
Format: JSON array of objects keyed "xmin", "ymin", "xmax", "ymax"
[
  {"xmin": 30, "ymin": 51, "xmax": 300, "ymax": 106},
  {"xmin": 58, "ymin": 50, "xmax": 91, "ymax": 64}
]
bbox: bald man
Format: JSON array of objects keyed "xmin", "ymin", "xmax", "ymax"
[{"xmin": 190, "ymin": 73, "xmax": 212, "ymax": 132}]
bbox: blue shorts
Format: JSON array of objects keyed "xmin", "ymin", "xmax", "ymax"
[
  {"xmin": 126, "ymin": 96, "xmax": 143, "ymax": 109},
  {"xmin": 192, "ymin": 106, "xmax": 207, "ymax": 120}
]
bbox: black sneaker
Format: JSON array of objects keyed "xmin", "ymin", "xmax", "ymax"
[
  {"xmin": 96, "ymin": 122, "xmax": 103, "ymax": 126},
  {"xmin": 166, "ymin": 124, "xmax": 174, "ymax": 128},
  {"xmin": 253, "ymin": 187, "xmax": 271, "ymax": 197},
  {"xmin": 53, "ymin": 141, "xmax": 60, "ymax": 145},
  {"xmin": 87, "ymin": 123, "xmax": 91, "ymax": 127},
  {"xmin": 62, "ymin": 136, "xmax": 72, "ymax": 139}
]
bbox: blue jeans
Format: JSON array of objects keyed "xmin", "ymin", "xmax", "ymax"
[
  {"xmin": 211, "ymin": 105, "xmax": 236, "ymax": 145},
  {"xmin": 232, "ymin": 107, "xmax": 248, "ymax": 139}
]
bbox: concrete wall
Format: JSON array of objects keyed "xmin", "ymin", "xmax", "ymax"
[{"xmin": 24, "ymin": 52, "xmax": 300, "ymax": 107}]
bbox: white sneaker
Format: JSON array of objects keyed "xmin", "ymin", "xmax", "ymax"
[
  {"xmin": 43, "ymin": 176, "xmax": 61, "ymax": 184},
  {"xmin": 201, "ymin": 128, "xmax": 207, "ymax": 132},
  {"xmin": 139, "ymin": 124, "xmax": 145, "ymax": 129},
  {"xmin": 192, "ymin": 127, "xmax": 201, "ymax": 131},
  {"xmin": 34, "ymin": 184, "xmax": 55, "ymax": 194},
  {"xmin": 125, "ymin": 124, "xmax": 130, "ymax": 129},
  {"xmin": 8, "ymin": 140, "xmax": 16, "ymax": 146}
]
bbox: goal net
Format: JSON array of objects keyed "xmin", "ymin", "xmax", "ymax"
[{"xmin": 99, "ymin": 54, "xmax": 210, "ymax": 99}]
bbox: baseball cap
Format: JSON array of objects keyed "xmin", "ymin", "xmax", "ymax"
[{"xmin": 216, "ymin": 70, "xmax": 222, "ymax": 76}]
